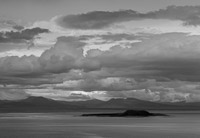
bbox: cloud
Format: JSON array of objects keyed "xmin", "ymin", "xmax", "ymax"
[
  {"xmin": 92, "ymin": 80, "xmax": 200, "ymax": 102},
  {"xmin": 0, "ymin": 19, "xmax": 24, "ymax": 31},
  {"xmin": 78, "ymin": 33, "xmax": 142, "ymax": 42},
  {"xmin": 1, "ymin": 32, "xmax": 200, "ymax": 85},
  {"xmin": 0, "ymin": 36, "xmax": 87, "ymax": 85},
  {"xmin": 117, "ymin": 88, "xmax": 190, "ymax": 103},
  {"xmin": 0, "ymin": 27, "xmax": 50, "ymax": 44},
  {"xmin": 56, "ymin": 5, "xmax": 200, "ymax": 29},
  {"xmin": 85, "ymin": 33, "xmax": 200, "ymax": 81},
  {"xmin": 0, "ymin": 88, "xmax": 29, "ymax": 100},
  {"xmin": 52, "ymin": 78, "xmax": 200, "ymax": 102},
  {"xmin": 26, "ymin": 88, "xmax": 92, "ymax": 101},
  {"xmin": 0, "ymin": 32, "xmax": 200, "ymax": 102},
  {"xmin": 53, "ymin": 92, "xmax": 91, "ymax": 101},
  {"xmin": 60, "ymin": 77, "xmax": 138, "ymax": 92},
  {"xmin": 148, "ymin": 5, "xmax": 200, "ymax": 26},
  {"xmin": 12, "ymin": 25, "xmax": 24, "ymax": 31},
  {"xmin": 56, "ymin": 10, "xmax": 139, "ymax": 29}
]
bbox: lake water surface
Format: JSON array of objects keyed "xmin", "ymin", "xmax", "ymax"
[{"xmin": 0, "ymin": 111, "xmax": 200, "ymax": 138}]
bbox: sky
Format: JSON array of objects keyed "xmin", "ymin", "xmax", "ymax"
[{"xmin": 1, "ymin": 0, "xmax": 200, "ymax": 102}]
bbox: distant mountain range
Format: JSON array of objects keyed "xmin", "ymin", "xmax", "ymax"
[{"xmin": 0, "ymin": 96, "xmax": 200, "ymax": 112}]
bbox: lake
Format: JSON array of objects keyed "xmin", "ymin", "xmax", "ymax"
[{"xmin": 0, "ymin": 111, "xmax": 200, "ymax": 138}]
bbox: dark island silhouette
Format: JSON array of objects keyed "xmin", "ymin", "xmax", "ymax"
[{"xmin": 82, "ymin": 110, "xmax": 168, "ymax": 117}]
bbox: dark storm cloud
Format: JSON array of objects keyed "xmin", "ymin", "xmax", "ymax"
[
  {"xmin": 56, "ymin": 5, "xmax": 200, "ymax": 29},
  {"xmin": 0, "ymin": 27, "xmax": 50, "ymax": 43},
  {"xmin": 56, "ymin": 10, "xmax": 140, "ymax": 29}
]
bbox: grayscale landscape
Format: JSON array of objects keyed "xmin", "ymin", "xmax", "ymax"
[{"xmin": 0, "ymin": 0, "xmax": 200, "ymax": 137}]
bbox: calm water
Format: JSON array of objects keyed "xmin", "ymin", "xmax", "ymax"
[{"xmin": 0, "ymin": 111, "xmax": 200, "ymax": 138}]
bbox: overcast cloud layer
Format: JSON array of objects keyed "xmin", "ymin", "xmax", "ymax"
[{"xmin": 1, "ymin": 5, "xmax": 200, "ymax": 102}]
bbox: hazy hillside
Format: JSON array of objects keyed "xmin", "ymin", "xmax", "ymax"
[{"xmin": 0, "ymin": 97, "xmax": 200, "ymax": 112}]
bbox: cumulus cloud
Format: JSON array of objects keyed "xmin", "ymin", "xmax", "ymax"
[
  {"xmin": 1, "ymin": 33, "xmax": 200, "ymax": 84},
  {"xmin": 0, "ymin": 32, "xmax": 200, "ymax": 102},
  {"xmin": 0, "ymin": 36, "xmax": 84, "ymax": 76},
  {"xmin": 56, "ymin": 5, "xmax": 200, "ymax": 29},
  {"xmin": 0, "ymin": 36, "xmax": 87, "ymax": 85}
]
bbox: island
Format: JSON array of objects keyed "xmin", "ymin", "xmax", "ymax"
[{"xmin": 82, "ymin": 110, "xmax": 168, "ymax": 117}]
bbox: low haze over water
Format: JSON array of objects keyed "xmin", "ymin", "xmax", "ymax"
[{"xmin": 0, "ymin": 111, "xmax": 200, "ymax": 138}]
